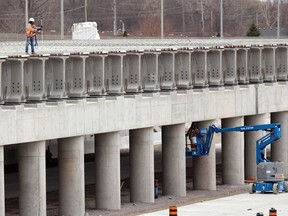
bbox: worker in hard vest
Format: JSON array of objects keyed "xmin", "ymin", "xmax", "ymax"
[
  {"xmin": 25, "ymin": 17, "xmax": 41, "ymax": 54},
  {"xmin": 186, "ymin": 123, "xmax": 199, "ymax": 150}
]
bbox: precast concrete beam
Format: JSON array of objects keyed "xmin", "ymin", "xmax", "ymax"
[
  {"xmin": 162, "ymin": 123, "xmax": 186, "ymax": 196},
  {"xmin": 191, "ymin": 50, "xmax": 208, "ymax": 87},
  {"xmin": 2, "ymin": 58, "xmax": 27, "ymax": 103},
  {"xmin": 105, "ymin": 53, "xmax": 125, "ymax": 95},
  {"xmin": 275, "ymin": 46, "xmax": 288, "ymax": 81},
  {"xmin": 58, "ymin": 136, "xmax": 85, "ymax": 216},
  {"xmin": 158, "ymin": 51, "xmax": 176, "ymax": 90},
  {"xmin": 123, "ymin": 52, "xmax": 143, "ymax": 93},
  {"xmin": 271, "ymin": 112, "xmax": 288, "ymax": 178},
  {"xmin": 237, "ymin": 49, "xmax": 249, "ymax": 84},
  {"xmin": 207, "ymin": 49, "xmax": 223, "ymax": 86},
  {"xmin": 65, "ymin": 55, "xmax": 88, "ymax": 97},
  {"xmin": 86, "ymin": 54, "xmax": 107, "ymax": 96},
  {"xmin": 24, "ymin": 57, "xmax": 48, "ymax": 101},
  {"xmin": 193, "ymin": 120, "xmax": 216, "ymax": 190},
  {"xmin": 175, "ymin": 50, "xmax": 192, "ymax": 89},
  {"xmin": 0, "ymin": 59, "xmax": 6, "ymax": 104},
  {"xmin": 45, "ymin": 56, "xmax": 68, "ymax": 99},
  {"xmin": 222, "ymin": 117, "xmax": 245, "ymax": 185},
  {"xmin": 0, "ymin": 146, "xmax": 4, "ymax": 216},
  {"xmin": 95, "ymin": 131, "xmax": 121, "ymax": 209},
  {"xmin": 244, "ymin": 114, "xmax": 267, "ymax": 180},
  {"xmin": 262, "ymin": 46, "xmax": 276, "ymax": 82},
  {"xmin": 18, "ymin": 141, "xmax": 46, "ymax": 216},
  {"xmin": 248, "ymin": 47, "xmax": 262, "ymax": 83},
  {"xmin": 141, "ymin": 52, "xmax": 160, "ymax": 92},
  {"xmin": 129, "ymin": 127, "xmax": 154, "ymax": 203},
  {"xmin": 223, "ymin": 49, "xmax": 237, "ymax": 85}
]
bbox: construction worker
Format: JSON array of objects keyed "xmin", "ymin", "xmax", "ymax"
[
  {"xmin": 186, "ymin": 122, "xmax": 199, "ymax": 150},
  {"xmin": 25, "ymin": 17, "xmax": 41, "ymax": 54}
]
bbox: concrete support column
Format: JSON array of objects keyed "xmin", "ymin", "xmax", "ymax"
[
  {"xmin": 95, "ymin": 132, "xmax": 121, "ymax": 209},
  {"xmin": 58, "ymin": 136, "xmax": 85, "ymax": 216},
  {"xmin": 222, "ymin": 117, "xmax": 244, "ymax": 185},
  {"xmin": 18, "ymin": 141, "xmax": 46, "ymax": 216},
  {"xmin": 129, "ymin": 127, "xmax": 154, "ymax": 203},
  {"xmin": 0, "ymin": 146, "xmax": 4, "ymax": 216},
  {"xmin": 193, "ymin": 120, "xmax": 216, "ymax": 190},
  {"xmin": 162, "ymin": 123, "xmax": 186, "ymax": 196},
  {"xmin": 271, "ymin": 112, "xmax": 288, "ymax": 177},
  {"xmin": 244, "ymin": 114, "xmax": 267, "ymax": 180}
]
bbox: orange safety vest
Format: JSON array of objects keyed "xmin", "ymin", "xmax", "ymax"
[{"xmin": 26, "ymin": 24, "xmax": 36, "ymax": 37}]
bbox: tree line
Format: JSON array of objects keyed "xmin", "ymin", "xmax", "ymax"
[{"xmin": 0, "ymin": 0, "xmax": 287, "ymax": 37}]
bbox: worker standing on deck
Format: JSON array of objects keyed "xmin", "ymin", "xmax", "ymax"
[
  {"xmin": 25, "ymin": 18, "xmax": 42, "ymax": 54},
  {"xmin": 186, "ymin": 123, "xmax": 199, "ymax": 150}
]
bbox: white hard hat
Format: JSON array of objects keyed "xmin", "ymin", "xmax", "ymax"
[{"xmin": 29, "ymin": 18, "xmax": 35, "ymax": 22}]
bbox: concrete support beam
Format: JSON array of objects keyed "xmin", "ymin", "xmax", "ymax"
[
  {"xmin": 141, "ymin": 52, "xmax": 160, "ymax": 92},
  {"xmin": 2, "ymin": 58, "xmax": 27, "ymax": 103},
  {"xmin": 162, "ymin": 123, "xmax": 186, "ymax": 196},
  {"xmin": 18, "ymin": 141, "xmax": 46, "ymax": 216},
  {"xmin": 175, "ymin": 51, "xmax": 191, "ymax": 89},
  {"xmin": 66, "ymin": 55, "xmax": 88, "ymax": 97},
  {"xmin": 193, "ymin": 120, "xmax": 216, "ymax": 190},
  {"xmin": 248, "ymin": 47, "xmax": 262, "ymax": 83},
  {"xmin": 129, "ymin": 127, "xmax": 154, "ymax": 203},
  {"xmin": 275, "ymin": 46, "xmax": 288, "ymax": 81},
  {"xmin": 86, "ymin": 54, "xmax": 107, "ymax": 96},
  {"xmin": 95, "ymin": 132, "xmax": 121, "ymax": 209},
  {"xmin": 191, "ymin": 50, "xmax": 208, "ymax": 87},
  {"xmin": 158, "ymin": 51, "xmax": 176, "ymax": 90},
  {"xmin": 262, "ymin": 47, "xmax": 276, "ymax": 82},
  {"xmin": 207, "ymin": 49, "xmax": 223, "ymax": 86},
  {"xmin": 271, "ymin": 112, "xmax": 288, "ymax": 178},
  {"xmin": 223, "ymin": 49, "xmax": 237, "ymax": 85},
  {"xmin": 222, "ymin": 117, "xmax": 244, "ymax": 185},
  {"xmin": 0, "ymin": 59, "xmax": 6, "ymax": 104},
  {"xmin": 244, "ymin": 114, "xmax": 267, "ymax": 180},
  {"xmin": 123, "ymin": 52, "xmax": 143, "ymax": 93},
  {"xmin": 24, "ymin": 57, "xmax": 48, "ymax": 101},
  {"xmin": 105, "ymin": 54, "xmax": 125, "ymax": 94},
  {"xmin": 58, "ymin": 136, "xmax": 85, "ymax": 216},
  {"xmin": 0, "ymin": 146, "xmax": 4, "ymax": 216},
  {"xmin": 237, "ymin": 49, "xmax": 249, "ymax": 84},
  {"xmin": 45, "ymin": 56, "xmax": 68, "ymax": 99}
]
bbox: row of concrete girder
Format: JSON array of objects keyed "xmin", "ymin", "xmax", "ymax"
[{"xmin": 0, "ymin": 43, "xmax": 287, "ymax": 103}]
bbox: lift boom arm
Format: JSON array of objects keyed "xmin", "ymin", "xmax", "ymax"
[{"xmin": 191, "ymin": 123, "xmax": 281, "ymax": 164}]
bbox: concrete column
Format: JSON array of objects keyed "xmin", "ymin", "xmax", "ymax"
[
  {"xmin": 58, "ymin": 136, "xmax": 85, "ymax": 216},
  {"xmin": 0, "ymin": 146, "xmax": 4, "ymax": 216},
  {"xmin": 95, "ymin": 132, "xmax": 121, "ymax": 209},
  {"xmin": 193, "ymin": 120, "xmax": 216, "ymax": 190},
  {"xmin": 222, "ymin": 117, "xmax": 244, "ymax": 185},
  {"xmin": 18, "ymin": 141, "xmax": 46, "ymax": 216},
  {"xmin": 129, "ymin": 127, "xmax": 154, "ymax": 203},
  {"xmin": 244, "ymin": 114, "xmax": 267, "ymax": 180},
  {"xmin": 162, "ymin": 123, "xmax": 186, "ymax": 196},
  {"xmin": 271, "ymin": 112, "xmax": 288, "ymax": 178}
]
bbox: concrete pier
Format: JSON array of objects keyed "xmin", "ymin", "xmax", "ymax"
[
  {"xmin": 162, "ymin": 124, "xmax": 186, "ymax": 196},
  {"xmin": 95, "ymin": 132, "xmax": 121, "ymax": 209},
  {"xmin": 193, "ymin": 120, "xmax": 216, "ymax": 190},
  {"xmin": 58, "ymin": 136, "xmax": 85, "ymax": 216},
  {"xmin": 18, "ymin": 141, "xmax": 46, "ymax": 216},
  {"xmin": 271, "ymin": 112, "xmax": 288, "ymax": 177},
  {"xmin": 129, "ymin": 127, "xmax": 154, "ymax": 203},
  {"xmin": 244, "ymin": 114, "xmax": 267, "ymax": 180},
  {"xmin": 222, "ymin": 117, "xmax": 244, "ymax": 185}
]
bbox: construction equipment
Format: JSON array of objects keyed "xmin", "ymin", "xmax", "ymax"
[{"xmin": 186, "ymin": 123, "xmax": 288, "ymax": 194}]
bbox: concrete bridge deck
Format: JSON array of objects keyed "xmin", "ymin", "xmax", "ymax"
[{"xmin": 0, "ymin": 38, "xmax": 288, "ymax": 216}]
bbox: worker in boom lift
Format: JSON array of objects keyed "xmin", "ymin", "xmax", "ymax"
[
  {"xmin": 186, "ymin": 122, "xmax": 199, "ymax": 151},
  {"xmin": 25, "ymin": 17, "xmax": 42, "ymax": 55}
]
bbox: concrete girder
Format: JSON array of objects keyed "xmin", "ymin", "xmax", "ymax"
[
  {"xmin": 275, "ymin": 46, "xmax": 288, "ymax": 81},
  {"xmin": 141, "ymin": 52, "xmax": 160, "ymax": 92},
  {"xmin": 248, "ymin": 47, "xmax": 262, "ymax": 83},
  {"xmin": 207, "ymin": 49, "xmax": 223, "ymax": 86},
  {"xmin": 158, "ymin": 51, "xmax": 176, "ymax": 90},
  {"xmin": 191, "ymin": 50, "xmax": 208, "ymax": 87},
  {"xmin": 175, "ymin": 50, "xmax": 192, "ymax": 89},
  {"xmin": 237, "ymin": 48, "xmax": 249, "ymax": 84},
  {"xmin": 262, "ymin": 46, "xmax": 276, "ymax": 82},
  {"xmin": 223, "ymin": 49, "xmax": 238, "ymax": 85}
]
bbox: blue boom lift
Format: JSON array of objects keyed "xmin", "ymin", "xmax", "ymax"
[{"xmin": 186, "ymin": 123, "xmax": 288, "ymax": 194}]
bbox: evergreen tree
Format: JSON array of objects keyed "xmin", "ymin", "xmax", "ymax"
[{"xmin": 246, "ymin": 23, "xmax": 260, "ymax": 37}]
